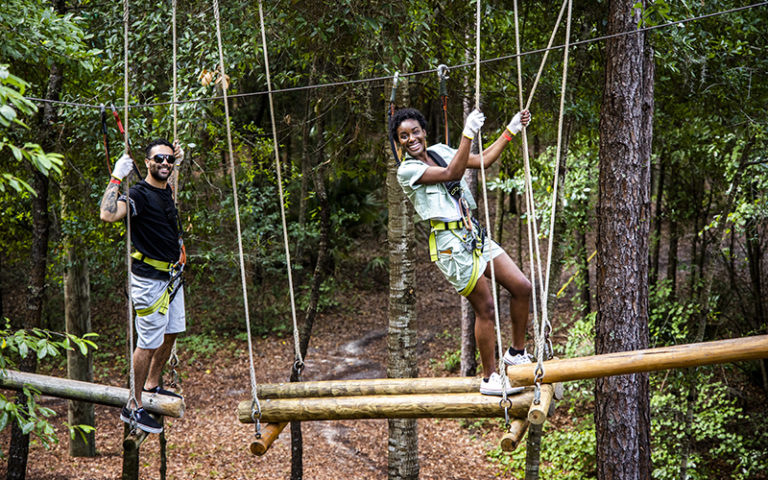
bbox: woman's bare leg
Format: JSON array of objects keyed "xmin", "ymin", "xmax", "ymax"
[
  {"xmin": 486, "ymin": 250, "xmax": 532, "ymax": 350},
  {"xmin": 465, "ymin": 277, "xmax": 498, "ymax": 378}
]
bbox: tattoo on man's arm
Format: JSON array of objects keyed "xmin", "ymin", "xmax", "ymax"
[{"xmin": 101, "ymin": 183, "xmax": 120, "ymax": 214}]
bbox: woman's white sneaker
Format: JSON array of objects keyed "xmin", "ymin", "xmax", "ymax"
[
  {"xmin": 503, "ymin": 347, "xmax": 533, "ymax": 366},
  {"xmin": 479, "ymin": 372, "xmax": 524, "ymax": 396}
]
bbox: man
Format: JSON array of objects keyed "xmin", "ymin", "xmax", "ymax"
[{"xmin": 100, "ymin": 139, "xmax": 185, "ymax": 434}]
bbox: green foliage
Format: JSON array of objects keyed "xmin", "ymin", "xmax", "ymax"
[
  {"xmin": 651, "ymin": 372, "xmax": 768, "ymax": 480},
  {"xmin": 0, "ymin": 65, "xmax": 63, "ymax": 196},
  {"xmin": 488, "ymin": 423, "xmax": 597, "ymax": 480},
  {"xmin": 0, "ymin": 321, "xmax": 98, "ymax": 457}
]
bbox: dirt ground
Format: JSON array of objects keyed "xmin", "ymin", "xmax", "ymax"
[{"xmin": 0, "ymin": 249, "xmax": 551, "ymax": 479}]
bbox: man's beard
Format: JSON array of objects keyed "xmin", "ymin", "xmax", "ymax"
[{"xmin": 149, "ymin": 164, "xmax": 172, "ymax": 182}]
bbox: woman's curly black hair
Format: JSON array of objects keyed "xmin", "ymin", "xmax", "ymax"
[{"xmin": 389, "ymin": 108, "xmax": 427, "ymax": 142}]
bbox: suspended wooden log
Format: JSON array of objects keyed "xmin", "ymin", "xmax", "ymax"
[
  {"xmin": 527, "ymin": 384, "xmax": 555, "ymax": 425},
  {"xmin": 0, "ymin": 370, "xmax": 184, "ymax": 418},
  {"xmin": 249, "ymin": 422, "xmax": 288, "ymax": 456},
  {"xmin": 238, "ymin": 389, "xmax": 535, "ymax": 423},
  {"xmin": 507, "ymin": 335, "xmax": 768, "ymax": 386},
  {"xmin": 255, "ymin": 376, "xmax": 479, "ymax": 399},
  {"xmin": 248, "ymin": 336, "xmax": 768, "ymax": 401},
  {"xmin": 500, "ymin": 419, "xmax": 529, "ymax": 452}
]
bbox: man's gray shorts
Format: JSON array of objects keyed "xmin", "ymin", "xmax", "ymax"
[{"xmin": 130, "ymin": 273, "xmax": 185, "ymax": 350}]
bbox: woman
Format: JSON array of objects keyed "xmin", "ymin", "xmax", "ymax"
[{"xmin": 391, "ymin": 107, "xmax": 532, "ymax": 395}]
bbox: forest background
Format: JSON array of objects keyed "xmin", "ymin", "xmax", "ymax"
[{"xmin": 0, "ymin": 0, "xmax": 767, "ymax": 479}]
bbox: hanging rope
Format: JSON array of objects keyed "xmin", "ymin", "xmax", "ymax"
[
  {"xmin": 211, "ymin": 0, "xmax": 262, "ymax": 435},
  {"xmin": 256, "ymin": 0, "xmax": 303, "ymax": 375},
  {"xmin": 511, "ymin": 0, "xmax": 573, "ymax": 402},
  {"xmin": 471, "ymin": 0, "xmax": 512, "ymax": 419},
  {"xmin": 122, "ymin": 0, "xmax": 138, "ymax": 429},
  {"xmin": 540, "ymin": 0, "xmax": 573, "ymax": 368},
  {"xmin": 167, "ymin": 0, "xmax": 181, "ymax": 389}
]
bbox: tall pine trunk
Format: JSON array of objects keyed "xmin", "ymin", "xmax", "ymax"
[
  {"xmin": 595, "ymin": 2, "xmax": 654, "ymax": 480},
  {"xmin": 386, "ymin": 85, "xmax": 419, "ymax": 480},
  {"xmin": 62, "ymin": 168, "xmax": 95, "ymax": 457},
  {"xmin": 290, "ymin": 101, "xmax": 330, "ymax": 480}
]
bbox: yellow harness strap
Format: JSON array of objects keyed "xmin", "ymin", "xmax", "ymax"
[
  {"xmin": 131, "ymin": 251, "xmax": 175, "ymax": 272},
  {"xmin": 135, "ymin": 288, "xmax": 171, "ymax": 317},
  {"xmin": 428, "ymin": 219, "xmax": 482, "ymax": 297},
  {"xmin": 428, "ymin": 220, "xmax": 464, "ymax": 261}
]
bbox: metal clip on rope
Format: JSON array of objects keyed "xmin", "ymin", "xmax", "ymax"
[
  {"xmin": 533, "ymin": 364, "xmax": 545, "ymax": 405},
  {"xmin": 250, "ymin": 398, "xmax": 262, "ymax": 439},
  {"xmin": 544, "ymin": 323, "xmax": 554, "ymax": 360},
  {"xmin": 499, "ymin": 397, "xmax": 512, "ymax": 429}
]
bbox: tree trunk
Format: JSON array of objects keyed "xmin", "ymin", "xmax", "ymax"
[
  {"xmin": 290, "ymin": 99, "xmax": 330, "ymax": 480},
  {"xmin": 650, "ymin": 151, "xmax": 665, "ymax": 288},
  {"xmin": 577, "ymin": 230, "xmax": 591, "ymax": 316},
  {"xmin": 546, "ymin": 123, "xmax": 572, "ymax": 303},
  {"xmin": 595, "ymin": 2, "xmax": 653, "ymax": 480},
  {"xmin": 8, "ymin": 50, "xmax": 62, "ymax": 480},
  {"xmin": 295, "ymin": 61, "xmax": 317, "ymax": 268},
  {"xmin": 62, "ymin": 168, "xmax": 96, "ymax": 457},
  {"xmin": 667, "ymin": 209, "xmax": 679, "ymax": 299},
  {"xmin": 386, "ymin": 90, "xmax": 419, "ymax": 480},
  {"xmin": 524, "ymin": 423, "xmax": 544, "ymax": 480}
]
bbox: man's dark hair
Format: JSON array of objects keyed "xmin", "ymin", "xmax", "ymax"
[
  {"xmin": 145, "ymin": 138, "xmax": 173, "ymax": 158},
  {"xmin": 389, "ymin": 108, "xmax": 427, "ymax": 142}
]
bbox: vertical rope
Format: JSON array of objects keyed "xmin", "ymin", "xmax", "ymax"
[
  {"xmin": 543, "ymin": 0, "xmax": 572, "ymax": 313},
  {"xmin": 171, "ymin": 0, "xmax": 178, "ymax": 143},
  {"xmin": 257, "ymin": 0, "xmax": 303, "ymax": 370},
  {"xmin": 524, "ymin": 0, "xmax": 569, "ymax": 111},
  {"xmin": 512, "ymin": 0, "xmax": 573, "ymax": 388},
  {"xmin": 536, "ymin": 0, "xmax": 573, "ymax": 369},
  {"xmin": 473, "ymin": 0, "xmax": 508, "ymax": 397},
  {"xmin": 512, "ymin": 0, "xmax": 542, "ymax": 361},
  {"xmin": 211, "ymin": 0, "xmax": 260, "ymax": 411},
  {"xmin": 123, "ymin": 0, "xmax": 138, "ymax": 414},
  {"xmin": 169, "ymin": 0, "xmax": 180, "ymax": 383}
]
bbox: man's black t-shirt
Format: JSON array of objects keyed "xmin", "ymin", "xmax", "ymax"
[{"xmin": 122, "ymin": 181, "xmax": 180, "ymax": 280}]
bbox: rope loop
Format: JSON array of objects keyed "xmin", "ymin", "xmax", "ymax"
[{"xmin": 293, "ymin": 358, "xmax": 305, "ymax": 377}]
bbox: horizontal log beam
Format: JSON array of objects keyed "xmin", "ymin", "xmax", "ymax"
[
  {"xmin": 255, "ymin": 377, "xmax": 479, "ymax": 399},
  {"xmin": 0, "ymin": 370, "xmax": 184, "ymax": 418},
  {"xmin": 506, "ymin": 335, "xmax": 768, "ymax": 387},
  {"xmin": 238, "ymin": 389, "xmax": 535, "ymax": 423},
  {"xmin": 249, "ymin": 336, "xmax": 768, "ymax": 401}
]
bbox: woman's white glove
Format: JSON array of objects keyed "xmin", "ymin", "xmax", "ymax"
[
  {"xmin": 112, "ymin": 153, "xmax": 134, "ymax": 180},
  {"xmin": 506, "ymin": 110, "xmax": 531, "ymax": 136},
  {"xmin": 462, "ymin": 109, "xmax": 486, "ymax": 139}
]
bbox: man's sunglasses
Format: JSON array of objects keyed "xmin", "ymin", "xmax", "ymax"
[{"xmin": 149, "ymin": 154, "xmax": 176, "ymax": 164}]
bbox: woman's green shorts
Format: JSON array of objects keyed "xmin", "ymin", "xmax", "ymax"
[{"xmin": 431, "ymin": 227, "xmax": 503, "ymax": 296}]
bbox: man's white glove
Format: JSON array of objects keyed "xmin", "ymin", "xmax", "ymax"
[
  {"xmin": 462, "ymin": 109, "xmax": 486, "ymax": 139},
  {"xmin": 173, "ymin": 141, "xmax": 184, "ymax": 166},
  {"xmin": 112, "ymin": 153, "xmax": 134, "ymax": 180},
  {"xmin": 506, "ymin": 110, "xmax": 531, "ymax": 136}
]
